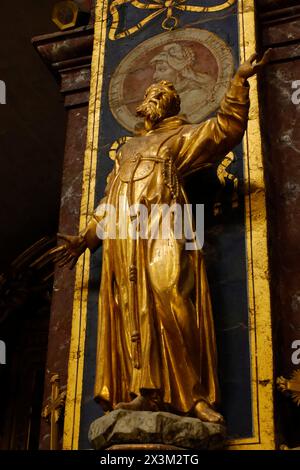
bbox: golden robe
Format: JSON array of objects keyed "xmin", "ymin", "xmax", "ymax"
[{"xmin": 83, "ymin": 79, "xmax": 250, "ymax": 414}]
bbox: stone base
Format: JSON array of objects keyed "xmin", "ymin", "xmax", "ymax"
[{"xmin": 88, "ymin": 410, "xmax": 226, "ymax": 450}]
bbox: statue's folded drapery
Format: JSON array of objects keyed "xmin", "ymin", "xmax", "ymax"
[{"xmin": 82, "ymin": 80, "xmax": 250, "ymax": 414}]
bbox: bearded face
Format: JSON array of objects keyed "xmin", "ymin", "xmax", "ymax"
[{"xmin": 136, "ymin": 81, "xmax": 181, "ymax": 126}]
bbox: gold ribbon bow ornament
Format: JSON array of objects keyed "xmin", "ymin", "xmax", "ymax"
[{"xmin": 109, "ymin": 0, "xmax": 236, "ymax": 40}]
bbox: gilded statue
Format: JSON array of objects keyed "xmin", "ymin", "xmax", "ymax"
[{"xmin": 48, "ymin": 51, "xmax": 270, "ymax": 425}]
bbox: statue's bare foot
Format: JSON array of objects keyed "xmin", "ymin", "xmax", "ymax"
[
  {"xmin": 114, "ymin": 395, "xmax": 159, "ymax": 412},
  {"xmin": 194, "ymin": 400, "xmax": 225, "ymax": 425}
]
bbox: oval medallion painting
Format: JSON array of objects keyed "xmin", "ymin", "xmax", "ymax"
[{"xmin": 109, "ymin": 29, "xmax": 234, "ymax": 132}]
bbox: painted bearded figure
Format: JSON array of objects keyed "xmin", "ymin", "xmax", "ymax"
[
  {"xmin": 50, "ymin": 51, "xmax": 270, "ymax": 425},
  {"xmin": 151, "ymin": 43, "xmax": 214, "ymax": 120}
]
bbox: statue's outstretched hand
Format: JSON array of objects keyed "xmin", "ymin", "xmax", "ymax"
[
  {"xmin": 236, "ymin": 49, "xmax": 272, "ymax": 81},
  {"xmin": 30, "ymin": 233, "xmax": 87, "ymax": 271},
  {"xmin": 51, "ymin": 233, "xmax": 87, "ymax": 269}
]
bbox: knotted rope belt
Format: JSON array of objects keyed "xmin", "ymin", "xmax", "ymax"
[{"xmin": 122, "ymin": 153, "xmax": 179, "ymax": 369}]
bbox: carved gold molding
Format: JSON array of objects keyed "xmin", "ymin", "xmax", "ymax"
[{"xmin": 52, "ymin": 1, "xmax": 80, "ymax": 30}]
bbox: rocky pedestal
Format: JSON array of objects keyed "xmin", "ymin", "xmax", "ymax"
[{"xmin": 88, "ymin": 410, "xmax": 226, "ymax": 450}]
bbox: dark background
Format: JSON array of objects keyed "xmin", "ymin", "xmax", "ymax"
[
  {"xmin": 0, "ymin": 0, "xmax": 66, "ymax": 450},
  {"xmin": 0, "ymin": 0, "xmax": 66, "ymax": 273}
]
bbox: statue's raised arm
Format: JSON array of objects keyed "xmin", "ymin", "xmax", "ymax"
[{"xmin": 174, "ymin": 49, "xmax": 272, "ymax": 177}]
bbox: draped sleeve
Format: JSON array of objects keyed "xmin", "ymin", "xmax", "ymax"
[{"xmin": 174, "ymin": 79, "xmax": 250, "ymax": 177}]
